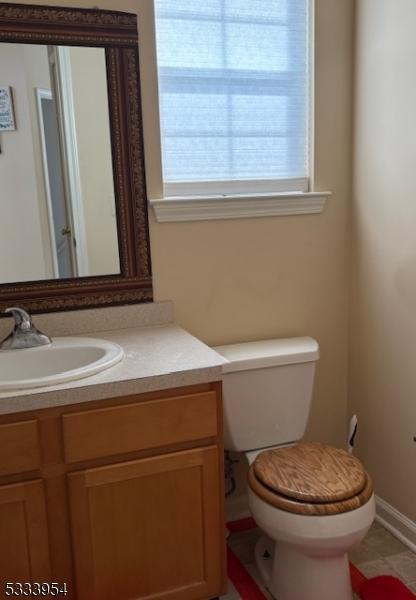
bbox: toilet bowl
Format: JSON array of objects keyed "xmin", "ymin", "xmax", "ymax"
[
  {"xmin": 213, "ymin": 338, "xmax": 375, "ymax": 600},
  {"xmin": 247, "ymin": 442, "xmax": 375, "ymax": 600}
]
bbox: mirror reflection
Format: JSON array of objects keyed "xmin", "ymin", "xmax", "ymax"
[{"xmin": 0, "ymin": 44, "xmax": 120, "ymax": 284}]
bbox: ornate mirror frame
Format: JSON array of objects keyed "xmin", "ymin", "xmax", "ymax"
[{"xmin": 0, "ymin": 2, "xmax": 152, "ymax": 314}]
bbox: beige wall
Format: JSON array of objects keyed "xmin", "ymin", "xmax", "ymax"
[
  {"xmin": 150, "ymin": 0, "xmax": 355, "ymax": 448},
  {"xmin": 351, "ymin": 0, "xmax": 416, "ymax": 521},
  {"xmin": 5, "ymin": 0, "xmax": 354, "ymax": 450},
  {"xmin": 0, "ymin": 43, "xmax": 52, "ymax": 283}
]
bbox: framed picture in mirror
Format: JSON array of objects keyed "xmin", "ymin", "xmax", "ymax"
[{"xmin": 0, "ymin": 85, "xmax": 15, "ymax": 131}]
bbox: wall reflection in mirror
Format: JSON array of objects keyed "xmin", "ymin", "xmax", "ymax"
[{"xmin": 0, "ymin": 44, "xmax": 120, "ymax": 285}]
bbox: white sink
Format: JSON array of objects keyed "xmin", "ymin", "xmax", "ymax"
[{"xmin": 0, "ymin": 337, "xmax": 124, "ymax": 392}]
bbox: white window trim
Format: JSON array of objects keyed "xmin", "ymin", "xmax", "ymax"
[
  {"xmin": 151, "ymin": 0, "xmax": 331, "ymax": 223},
  {"xmin": 150, "ymin": 190, "xmax": 331, "ymax": 223}
]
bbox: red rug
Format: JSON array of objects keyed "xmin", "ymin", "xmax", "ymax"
[{"xmin": 227, "ymin": 518, "xmax": 415, "ymax": 600}]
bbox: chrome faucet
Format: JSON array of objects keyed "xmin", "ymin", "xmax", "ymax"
[{"xmin": 0, "ymin": 307, "xmax": 52, "ymax": 350}]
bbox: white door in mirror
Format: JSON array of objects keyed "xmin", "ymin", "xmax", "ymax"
[{"xmin": 0, "ymin": 337, "xmax": 124, "ymax": 391}]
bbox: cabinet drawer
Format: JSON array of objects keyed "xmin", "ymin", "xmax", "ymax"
[
  {"xmin": 63, "ymin": 391, "xmax": 218, "ymax": 464},
  {"xmin": 0, "ymin": 420, "xmax": 40, "ymax": 476}
]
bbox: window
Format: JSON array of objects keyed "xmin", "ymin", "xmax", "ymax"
[{"xmin": 152, "ymin": 0, "xmax": 328, "ymax": 221}]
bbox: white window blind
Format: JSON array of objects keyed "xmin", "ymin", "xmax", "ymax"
[{"xmin": 154, "ymin": 0, "xmax": 311, "ymax": 196}]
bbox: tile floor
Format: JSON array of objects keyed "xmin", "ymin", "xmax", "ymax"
[{"xmin": 221, "ymin": 520, "xmax": 416, "ymax": 599}]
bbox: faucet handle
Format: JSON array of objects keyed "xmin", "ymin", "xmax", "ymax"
[{"xmin": 4, "ymin": 307, "xmax": 32, "ymax": 329}]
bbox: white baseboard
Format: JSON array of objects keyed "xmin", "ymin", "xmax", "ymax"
[{"xmin": 376, "ymin": 495, "xmax": 416, "ymax": 553}]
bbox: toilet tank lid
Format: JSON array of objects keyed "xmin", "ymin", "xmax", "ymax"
[{"xmin": 213, "ymin": 337, "xmax": 319, "ymax": 373}]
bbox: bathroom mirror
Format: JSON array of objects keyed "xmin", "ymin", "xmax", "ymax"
[
  {"xmin": 0, "ymin": 3, "xmax": 152, "ymax": 313},
  {"xmin": 1, "ymin": 43, "xmax": 119, "ymax": 282}
]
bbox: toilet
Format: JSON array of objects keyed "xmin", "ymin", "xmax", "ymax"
[{"xmin": 214, "ymin": 337, "xmax": 375, "ymax": 600}]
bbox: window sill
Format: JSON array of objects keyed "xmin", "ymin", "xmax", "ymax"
[{"xmin": 149, "ymin": 191, "xmax": 331, "ymax": 223}]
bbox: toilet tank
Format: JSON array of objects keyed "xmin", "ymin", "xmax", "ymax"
[{"xmin": 213, "ymin": 338, "xmax": 319, "ymax": 453}]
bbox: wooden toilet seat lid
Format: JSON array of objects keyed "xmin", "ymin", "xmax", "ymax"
[
  {"xmin": 253, "ymin": 442, "xmax": 367, "ymax": 503},
  {"xmin": 248, "ymin": 465, "xmax": 373, "ymax": 516}
]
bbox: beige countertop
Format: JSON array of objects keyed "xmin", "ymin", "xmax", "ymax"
[{"xmin": 0, "ymin": 317, "xmax": 226, "ymax": 416}]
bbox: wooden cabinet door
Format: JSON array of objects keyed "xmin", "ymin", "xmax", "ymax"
[
  {"xmin": 0, "ymin": 480, "xmax": 51, "ymax": 587},
  {"xmin": 68, "ymin": 446, "xmax": 225, "ymax": 600}
]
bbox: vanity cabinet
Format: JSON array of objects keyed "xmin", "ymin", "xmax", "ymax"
[{"xmin": 0, "ymin": 383, "xmax": 226, "ymax": 600}]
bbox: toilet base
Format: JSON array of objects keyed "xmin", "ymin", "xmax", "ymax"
[
  {"xmin": 254, "ymin": 535, "xmax": 274, "ymax": 590},
  {"xmin": 254, "ymin": 535, "xmax": 354, "ymax": 600}
]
